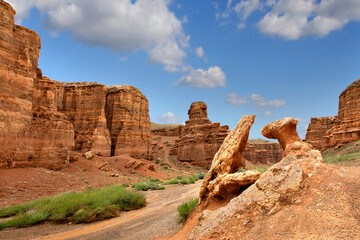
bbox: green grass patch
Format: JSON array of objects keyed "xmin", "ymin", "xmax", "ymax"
[
  {"xmin": 322, "ymin": 140, "xmax": 360, "ymax": 164},
  {"xmin": 131, "ymin": 181, "xmax": 164, "ymax": 191},
  {"xmin": 0, "ymin": 186, "xmax": 145, "ymax": 230},
  {"xmin": 322, "ymin": 152, "xmax": 360, "ymax": 163},
  {"xmin": 177, "ymin": 197, "xmax": 199, "ymax": 224}
]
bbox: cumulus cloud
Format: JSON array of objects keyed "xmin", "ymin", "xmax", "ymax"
[
  {"xmin": 216, "ymin": 0, "xmax": 360, "ymax": 39},
  {"xmin": 263, "ymin": 111, "xmax": 273, "ymax": 117},
  {"xmin": 195, "ymin": 47, "xmax": 205, "ymax": 58},
  {"xmin": 176, "ymin": 66, "xmax": 226, "ymax": 88},
  {"xmin": 157, "ymin": 112, "xmax": 181, "ymax": 124},
  {"xmin": 249, "ymin": 94, "xmax": 286, "ymax": 107},
  {"xmin": 225, "ymin": 93, "xmax": 247, "ymax": 105},
  {"xmin": 7, "ymin": 0, "xmax": 189, "ymax": 70},
  {"xmin": 225, "ymin": 92, "xmax": 285, "ymax": 117}
]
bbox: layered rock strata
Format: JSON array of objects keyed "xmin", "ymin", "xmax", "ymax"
[
  {"xmin": 306, "ymin": 79, "xmax": 360, "ymax": 150},
  {"xmin": 106, "ymin": 85, "xmax": 151, "ymax": 159},
  {"xmin": 170, "ymin": 102, "xmax": 229, "ymax": 169},
  {"xmin": 244, "ymin": 140, "xmax": 283, "ymax": 164},
  {"xmin": 0, "ymin": 1, "xmax": 151, "ymax": 169},
  {"xmin": 305, "ymin": 116, "xmax": 335, "ymax": 151},
  {"xmin": 151, "ymin": 123, "xmax": 184, "ymax": 137},
  {"xmin": 0, "ymin": 1, "xmax": 74, "ymax": 170},
  {"xmin": 199, "ymin": 115, "xmax": 259, "ymax": 208}
]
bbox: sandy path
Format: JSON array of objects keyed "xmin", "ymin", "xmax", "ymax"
[{"xmin": 0, "ymin": 181, "xmax": 201, "ymax": 240}]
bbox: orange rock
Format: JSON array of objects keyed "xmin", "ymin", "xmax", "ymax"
[
  {"xmin": 306, "ymin": 79, "xmax": 360, "ymax": 150},
  {"xmin": 170, "ymin": 102, "xmax": 229, "ymax": 169},
  {"xmin": 199, "ymin": 115, "xmax": 256, "ymax": 207}
]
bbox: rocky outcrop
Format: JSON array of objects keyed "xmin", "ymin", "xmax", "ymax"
[
  {"xmin": 244, "ymin": 140, "xmax": 283, "ymax": 164},
  {"xmin": 0, "ymin": 1, "xmax": 151, "ymax": 169},
  {"xmin": 199, "ymin": 115, "xmax": 258, "ymax": 208},
  {"xmin": 178, "ymin": 118, "xmax": 357, "ymax": 240},
  {"xmin": 306, "ymin": 79, "xmax": 360, "ymax": 150},
  {"xmin": 170, "ymin": 102, "xmax": 229, "ymax": 169},
  {"xmin": 57, "ymin": 82, "xmax": 111, "ymax": 156},
  {"xmin": 0, "ymin": 1, "xmax": 74, "ymax": 170},
  {"xmin": 151, "ymin": 123, "xmax": 184, "ymax": 137},
  {"xmin": 305, "ymin": 116, "xmax": 336, "ymax": 151},
  {"xmin": 106, "ymin": 85, "xmax": 151, "ymax": 159}
]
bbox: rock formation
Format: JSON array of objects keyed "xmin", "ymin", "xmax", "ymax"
[
  {"xmin": 244, "ymin": 140, "xmax": 283, "ymax": 164},
  {"xmin": 306, "ymin": 79, "xmax": 360, "ymax": 150},
  {"xmin": 170, "ymin": 102, "xmax": 230, "ymax": 169},
  {"xmin": 198, "ymin": 115, "xmax": 260, "ymax": 208},
  {"xmin": 0, "ymin": 1, "xmax": 151, "ymax": 169},
  {"xmin": 151, "ymin": 123, "xmax": 184, "ymax": 137},
  {"xmin": 174, "ymin": 117, "xmax": 359, "ymax": 240},
  {"xmin": 170, "ymin": 102, "xmax": 283, "ymax": 168},
  {"xmin": 105, "ymin": 85, "xmax": 151, "ymax": 159},
  {"xmin": 0, "ymin": 1, "xmax": 74, "ymax": 170},
  {"xmin": 305, "ymin": 116, "xmax": 335, "ymax": 151}
]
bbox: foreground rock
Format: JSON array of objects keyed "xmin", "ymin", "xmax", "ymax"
[
  {"xmin": 199, "ymin": 115, "xmax": 259, "ymax": 208},
  {"xmin": 174, "ymin": 117, "xmax": 360, "ymax": 239},
  {"xmin": 306, "ymin": 78, "xmax": 360, "ymax": 150},
  {"xmin": 0, "ymin": 1, "xmax": 151, "ymax": 169},
  {"xmin": 170, "ymin": 102, "xmax": 229, "ymax": 169}
]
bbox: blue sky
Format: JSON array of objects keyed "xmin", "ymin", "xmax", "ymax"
[{"xmin": 8, "ymin": 0, "xmax": 360, "ymax": 139}]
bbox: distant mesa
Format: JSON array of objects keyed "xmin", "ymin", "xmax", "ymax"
[
  {"xmin": 306, "ymin": 78, "xmax": 360, "ymax": 151},
  {"xmin": 0, "ymin": 1, "xmax": 151, "ymax": 170}
]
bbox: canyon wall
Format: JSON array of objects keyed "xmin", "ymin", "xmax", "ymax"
[
  {"xmin": 306, "ymin": 79, "xmax": 360, "ymax": 150},
  {"xmin": 0, "ymin": 1, "xmax": 151, "ymax": 169},
  {"xmin": 170, "ymin": 102, "xmax": 283, "ymax": 169},
  {"xmin": 0, "ymin": 1, "xmax": 74, "ymax": 169},
  {"xmin": 244, "ymin": 140, "xmax": 283, "ymax": 165}
]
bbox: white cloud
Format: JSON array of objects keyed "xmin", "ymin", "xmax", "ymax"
[
  {"xmin": 249, "ymin": 94, "xmax": 286, "ymax": 107},
  {"xmin": 195, "ymin": 47, "xmax": 205, "ymax": 58},
  {"xmin": 7, "ymin": 0, "xmax": 189, "ymax": 70},
  {"xmin": 234, "ymin": 0, "xmax": 260, "ymax": 20},
  {"xmin": 226, "ymin": 93, "xmax": 247, "ymax": 105},
  {"xmin": 182, "ymin": 15, "xmax": 189, "ymax": 24},
  {"xmin": 215, "ymin": 0, "xmax": 360, "ymax": 39},
  {"xmin": 157, "ymin": 112, "xmax": 181, "ymax": 124},
  {"xmin": 176, "ymin": 66, "xmax": 226, "ymax": 88},
  {"xmin": 263, "ymin": 111, "xmax": 273, "ymax": 117}
]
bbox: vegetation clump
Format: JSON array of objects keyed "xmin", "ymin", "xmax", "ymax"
[
  {"xmin": 132, "ymin": 180, "xmax": 165, "ymax": 191},
  {"xmin": 0, "ymin": 186, "xmax": 145, "ymax": 230},
  {"xmin": 177, "ymin": 197, "xmax": 199, "ymax": 224}
]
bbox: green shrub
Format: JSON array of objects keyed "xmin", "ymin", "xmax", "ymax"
[
  {"xmin": 188, "ymin": 177, "xmax": 195, "ymax": 184},
  {"xmin": 177, "ymin": 197, "xmax": 199, "ymax": 224},
  {"xmin": 0, "ymin": 186, "xmax": 145, "ymax": 230},
  {"xmin": 131, "ymin": 181, "xmax": 164, "ymax": 191},
  {"xmin": 164, "ymin": 179, "xmax": 179, "ymax": 185},
  {"xmin": 166, "ymin": 144, "xmax": 172, "ymax": 147},
  {"xmin": 179, "ymin": 178, "xmax": 188, "ymax": 185},
  {"xmin": 121, "ymin": 183, "xmax": 129, "ymax": 188}
]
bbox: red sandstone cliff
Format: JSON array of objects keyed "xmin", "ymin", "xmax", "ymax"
[
  {"xmin": 306, "ymin": 79, "xmax": 360, "ymax": 150},
  {"xmin": 106, "ymin": 85, "xmax": 151, "ymax": 159},
  {"xmin": 0, "ymin": 1, "xmax": 151, "ymax": 169},
  {"xmin": 0, "ymin": 1, "xmax": 74, "ymax": 170},
  {"xmin": 151, "ymin": 123, "xmax": 184, "ymax": 137},
  {"xmin": 244, "ymin": 140, "xmax": 283, "ymax": 164}
]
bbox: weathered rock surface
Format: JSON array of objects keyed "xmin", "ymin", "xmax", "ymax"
[
  {"xmin": 57, "ymin": 82, "xmax": 111, "ymax": 156},
  {"xmin": 170, "ymin": 102, "xmax": 230, "ymax": 169},
  {"xmin": 106, "ymin": 85, "xmax": 151, "ymax": 159},
  {"xmin": 305, "ymin": 116, "xmax": 336, "ymax": 151},
  {"xmin": 0, "ymin": 1, "xmax": 151, "ymax": 169},
  {"xmin": 0, "ymin": 1, "xmax": 74, "ymax": 170},
  {"xmin": 244, "ymin": 140, "xmax": 283, "ymax": 164},
  {"xmin": 151, "ymin": 123, "xmax": 184, "ymax": 137},
  {"xmin": 177, "ymin": 118, "xmax": 359, "ymax": 240},
  {"xmin": 306, "ymin": 79, "xmax": 360, "ymax": 150},
  {"xmin": 199, "ymin": 115, "xmax": 257, "ymax": 208}
]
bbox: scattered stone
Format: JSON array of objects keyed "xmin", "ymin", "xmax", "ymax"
[{"xmin": 83, "ymin": 151, "xmax": 95, "ymax": 160}]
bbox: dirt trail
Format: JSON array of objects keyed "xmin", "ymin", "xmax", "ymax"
[{"xmin": 0, "ymin": 181, "xmax": 201, "ymax": 240}]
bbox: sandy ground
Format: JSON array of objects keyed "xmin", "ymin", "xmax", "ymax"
[{"xmin": 0, "ymin": 181, "xmax": 202, "ymax": 240}]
